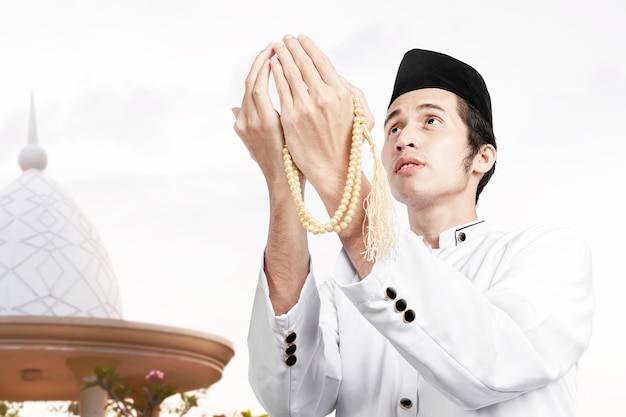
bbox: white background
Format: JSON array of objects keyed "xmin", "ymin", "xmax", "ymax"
[{"xmin": 0, "ymin": 0, "xmax": 624, "ymax": 415}]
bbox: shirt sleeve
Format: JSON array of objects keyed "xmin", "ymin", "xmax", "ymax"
[
  {"xmin": 247, "ymin": 254, "xmax": 342, "ymax": 417},
  {"xmin": 332, "ymin": 226, "xmax": 595, "ymax": 410}
]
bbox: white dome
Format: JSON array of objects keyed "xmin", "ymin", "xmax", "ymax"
[{"xmin": 0, "ymin": 169, "xmax": 124, "ymax": 318}]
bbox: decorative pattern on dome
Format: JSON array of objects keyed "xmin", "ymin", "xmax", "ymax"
[{"xmin": 0, "ymin": 169, "xmax": 124, "ymax": 318}]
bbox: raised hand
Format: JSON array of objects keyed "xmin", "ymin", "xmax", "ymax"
[
  {"xmin": 232, "ymin": 43, "xmax": 289, "ymax": 187},
  {"xmin": 270, "ymin": 34, "xmax": 377, "ymax": 275},
  {"xmin": 232, "ymin": 41, "xmax": 311, "ymax": 315},
  {"xmin": 270, "ymin": 35, "xmax": 372, "ymax": 195}
]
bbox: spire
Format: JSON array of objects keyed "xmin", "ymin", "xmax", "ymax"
[
  {"xmin": 28, "ymin": 90, "xmax": 39, "ymax": 145},
  {"xmin": 18, "ymin": 91, "xmax": 48, "ymax": 171}
]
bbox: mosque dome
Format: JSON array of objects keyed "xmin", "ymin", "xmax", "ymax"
[{"xmin": 0, "ymin": 95, "xmax": 123, "ymax": 318}]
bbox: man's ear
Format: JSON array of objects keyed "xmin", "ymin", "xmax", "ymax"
[{"xmin": 473, "ymin": 144, "xmax": 497, "ymax": 174}]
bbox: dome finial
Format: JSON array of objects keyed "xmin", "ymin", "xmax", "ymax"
[
  {"xmin": 19, "ymin": 91, "xmax": 48, "ymax": 171},
  {"xmin": 28, "ymin": 90, "xmax": 39, "ymax": 145}
]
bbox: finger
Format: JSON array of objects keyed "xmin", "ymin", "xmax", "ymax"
[
  {"xmin": 272, "ymin": 40, "xmax": 309, "ymax": 102},
  {"xmin": 242, "ymin": 43, "xmax": 275, "ymax": 105},
  {"xmin": 281, "ymin": 34, "xmax": 324, "ymax": 91},
  {"xmin": 234, "ymin": 44, "xmax": 275, "ymax": 136},
  {"xmin": 231, "ymin": 107, "xmax": 240, "ymax": 118},
  {"xmin": 269, "ymin": 54, "xmax": 295, "ymax": 112},
  {"xmin": 296, "ymin": 34, "xmax": 344, "ymax": 89},
  {"xmin": 251, "ymin": 57, "xmax": 276, "ymax": 113}
]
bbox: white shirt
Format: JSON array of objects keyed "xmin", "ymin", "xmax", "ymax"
[{"xmin": 247, "ymin": 221, "xmax": 595, "ymax": 417}]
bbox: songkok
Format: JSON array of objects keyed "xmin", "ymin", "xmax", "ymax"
[{"xmin": 388, "ymin": 49, "xmax": 492, "ymax": 127}]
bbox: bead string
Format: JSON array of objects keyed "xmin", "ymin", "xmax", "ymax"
[
  {"xmin": 283, "ymin": 95, "xmax": 366, "ymax": 234},
  {"xmin": 283, "ymin": 95, "xmax": 397, "ymax": 261}
]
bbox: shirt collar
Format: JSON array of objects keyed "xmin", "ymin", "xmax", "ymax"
[{"xmin": 437, "ymin": 220, "xmax": 488, "ymax": 249}]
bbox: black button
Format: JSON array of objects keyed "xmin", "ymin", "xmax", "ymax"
[
  {"xmin": 385, "ymin": 287, "xmax": 397, "ymax": 300},
  {"xmin": 285, "ymin": 355, "xmax": 297, "ymax": 366},
  {"xmin": 285, "ymin": 343, "xmax": 297, "ymax": 355},
  {"xmin": 394, "ymin": 299, "xmax": 407, "ymax": 312},
  {"xmin": 400, "ymin": 398, "xmax": 413, "ymax": 408},
  {"xmin": 285, "ymin": 331, "xmax": 297, "ymax": 344},
  {"xmin": 457, "ymin": 232, "xmax": 466, "ymax": 242},
  {"xmin": 403, "ymin": 309, "xmax": 416, "ymax": 323}
]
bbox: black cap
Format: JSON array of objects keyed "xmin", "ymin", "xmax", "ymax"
[{"xmin": 388, "ymin": 49, "xmax": 492, "ymax": 127}]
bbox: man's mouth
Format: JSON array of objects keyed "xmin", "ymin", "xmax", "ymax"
[
  {"xmin": 394, "ymin": 158, "xmax": 424, "ymax": 173},
  {"xmin": 398, "ymin": 163, "xmax": 418, "ymax": 171}
]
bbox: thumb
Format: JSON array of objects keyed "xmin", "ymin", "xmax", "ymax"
[{"xmin": 231, "ymin": 107, "xmax": 240, "ymax": 118}]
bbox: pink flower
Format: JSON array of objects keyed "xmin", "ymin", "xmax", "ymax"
[{"xmin": 145, "ymin": 370, "xmax": 165, "ymax": 380}]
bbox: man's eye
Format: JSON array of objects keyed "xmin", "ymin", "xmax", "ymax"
[
  {"xmin": 426, "ymin": 118, "xmax": 441, "ymax": 125},
  {"xmin": 390, "ymin": 126, "xmax": 402, "ymax": 135}
]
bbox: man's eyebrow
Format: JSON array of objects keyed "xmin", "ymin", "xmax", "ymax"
[
  {"xmin": 384, "ymin": 109, "xmax": 401, "ymax": 128},
  {"xmin": 418, "ymin": 103, "xmax": 446, "ymax": 113},
  {"xmin": 383, "ymin": 103, "xmax": 447, "ymax": 128}
]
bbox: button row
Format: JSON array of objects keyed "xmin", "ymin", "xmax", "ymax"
[
  {"xmin": 385, "ymin": 287, "xmax": 415, "ymax": 323},
  {"xmin": 284, "ymin": 331, "xmax": 297, "ymax": 366}
]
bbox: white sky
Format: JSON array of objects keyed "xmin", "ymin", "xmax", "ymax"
[{"xmin": 0, "ymin": 0, "xmax": 624, "ymax": 415}]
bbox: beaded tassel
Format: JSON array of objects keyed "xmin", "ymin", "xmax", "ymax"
[
  {"xmin": 360, "ymin": 123, "xmax": 397, "ymax": 262},
  {"xmin": 283, "ymin": 95, "xmax": 397, "ymax": 262}
]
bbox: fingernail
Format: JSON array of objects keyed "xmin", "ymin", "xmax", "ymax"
[{"xmin": 284, "ymin": 33, "xmax": 295, "ymax": 40}]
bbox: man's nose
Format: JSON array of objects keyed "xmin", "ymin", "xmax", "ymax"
[{"xmin": 395, "ymin": 129, "xmax": 418, "ymax": 151}]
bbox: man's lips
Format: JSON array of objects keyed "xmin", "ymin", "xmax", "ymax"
[{"xmin": 394, "ymin": 157, "xmax": 425, "ymax": 173}]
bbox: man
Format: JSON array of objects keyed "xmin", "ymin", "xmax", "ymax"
[{"xmin": 232, "ymin": 34, "xmax": 594, "ymax": 417}]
